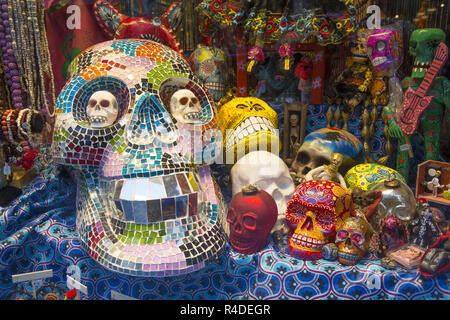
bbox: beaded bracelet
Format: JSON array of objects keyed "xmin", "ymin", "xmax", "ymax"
[{"xmin": 17, "ymin": 108, "xmax": 28, "ymax": 140}]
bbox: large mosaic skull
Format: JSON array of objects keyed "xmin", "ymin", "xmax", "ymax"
[
  {"xmin": 409, "ymin": 28, "xmax": 446, "ymax": 79},
  {"xmin": 291, "ymin": 127, "xmax": 363, "ymax": 184},
  {"xmin": 286, "ymin": 180, "xmax": 355, "ymax": 260},
  {"xmin": 52, "ymin": 39, "xmax": 227, "ymax": 277},
  {"xmin": 189, "ymin": 45, "xmax": 229, "ymax": 103}
]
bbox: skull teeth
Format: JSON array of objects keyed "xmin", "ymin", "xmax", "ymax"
[
  {"xmin": 372, "ymin": 56, "xmax": 387, "ymax": 66},
  {"xmin": 290, "ymin": 233, "xmax": 327, "ymax": 249},
  {"xmin": 183, "ymin": 112, "xmax": 200, "ymax": 121},
  {"xmin": 225, "ymin": 116, "xmax": 278, "ymax": 150},
  {"xmin": 338, "ymin": 252, "xmax": 359, "ymax": 262}
]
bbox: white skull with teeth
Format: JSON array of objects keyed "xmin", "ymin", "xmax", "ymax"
[
  {"xmin": 86, "ymin": 91, "xmax": 119, "ymax": 127},
  {"xmin": 170, "ymin": 89, "xmax": 202, "ymax": 124}
]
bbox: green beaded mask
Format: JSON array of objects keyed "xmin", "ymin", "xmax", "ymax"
[{"xmin": 409, "ymin": 28, "xmax": 446, "ymax": 79}]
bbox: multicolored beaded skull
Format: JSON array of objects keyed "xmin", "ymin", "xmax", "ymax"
[
  {"xmin": 367, "ymin": 28, "xmax": 403, "ymax": 74},
  {"xmin": 335, "ymin": 217, "xmax": 371, "ymax": 265},
  {"xmin": 286, "ymin": 180, "xmax": 355, "ymax": 260},
  {"xmin": 52, "ymin": 39, "xmax": 227, "ymax": 277},
  {"xmin": 189, "ymin": 45, "xmax": 229, "ymax": 103}
]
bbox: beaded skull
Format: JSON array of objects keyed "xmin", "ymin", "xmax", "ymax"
[
  {"xmin": 286, "ymin": 180, "xmax": 355, "ymax": 260},
  {"xmin": 367, "ymin": 28, "xmax": 403, "ymax": 75},
  {"xmin": 52, "ymin": 39, "xmax": 227, "ymax": 277}
]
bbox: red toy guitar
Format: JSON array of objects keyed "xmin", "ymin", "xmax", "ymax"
[{"xmin": 397, "ymin": 42, "xmax": 448, "ymax": 135}]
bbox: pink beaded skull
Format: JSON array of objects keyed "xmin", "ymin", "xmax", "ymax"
[{"xmin": 367, "ymin": 28, "xmax": 403, "ymax": 73}]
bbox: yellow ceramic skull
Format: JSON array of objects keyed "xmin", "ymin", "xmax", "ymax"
[{"xmin": 218, "ymin": 97, "xmax": 280, "ymax": 163}]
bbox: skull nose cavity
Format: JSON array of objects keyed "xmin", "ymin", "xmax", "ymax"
[
  {"xmin": 302, "ymin": 167, "xmax": 311, "ymax": 175},
  {"xmin": 301, "ymin": 216, "xmax": 313, "ymax": 231}
]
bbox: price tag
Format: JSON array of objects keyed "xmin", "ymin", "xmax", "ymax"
[
  {"xmin": 3, "ymin": 163, "xmax": 11, "ymax": 175},
  {"xmin": 67, "ymin": 275, "xmax": 88, "ymax": 295},
  {"xmin": 399, "ymin": 144, "xmax": 411, "ymax": 151}
]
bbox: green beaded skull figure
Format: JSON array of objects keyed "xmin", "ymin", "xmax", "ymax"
[{"xmin": 384, "ymin": 28, "xmax": 449, "ymax": 178}]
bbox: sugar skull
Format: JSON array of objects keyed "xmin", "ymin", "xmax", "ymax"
[
  {"xmin": 52, "ymin": 39, "xmax": 227, "ymax": 277},
  {"xmin": 291, "ymin": 127, "xmax": 363, "ymax": 184},
  {"xmin": 336, "ymin": 217, "xmax": 371, "ymax": 265},
  {"xmin": 189, "ymin": 45, "xmax": 229, "ymax": 102},
  {"xmin": 86, "ymin": 91, "xmax": 119, "ymax": 128},
  {"xmin": 286, "ymin": 180, "xmax": 355, "ymax": 260},
  {"xmin": 409, "ymin": 28, "xmax": 446, "ymax": 79},
  {"xmin": 227, "ymin": 185, "xmax": 278, "ymax": 254},
  {"xmin": 93, "ymin": 0, "xmax": 184, "ymax": 55},
  {"xmin": 367, "ymin": 28, "xmax": 403, "ymax": 75},
  {"xmin": 231, "ymin": 151, "xmax": 295, "ymax": 226},
  {"xmin": 218, "ymin": 97, "xmax": 280, "ymax": 163},
  {"xmin": 295, "ymin": 56, "xmax": 313, "ymax": 80},
  {"xmin": 344, "ymin": 163, "xmax": 405, "ymax": 191}
]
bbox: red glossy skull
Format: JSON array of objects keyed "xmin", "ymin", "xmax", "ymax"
[
  {"xmin": 286, "ymin": 180, "xmax": 355, "ymax": 260},
  {"xmin": 227, "ymin": 186, "xmax": 278, "ymax": 254},
  {"xmin": 295, "ymin": 56, "xmax": 313, "ymax": 80}
]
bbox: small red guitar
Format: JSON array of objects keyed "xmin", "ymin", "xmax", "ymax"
[{"xmin": 397, "ymin": 42, "xmax": 448, "ymax": 135}]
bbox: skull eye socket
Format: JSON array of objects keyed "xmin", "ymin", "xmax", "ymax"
[
  {"xmin": 243, "ymin": 213, "xmax": 257, "ymax": 230},
  {"xmin": 191, "ymin": 97, "xmax": 199, "ymax": 105},
  {"xmin": 287, "ymin": 202, "xmax": 306, "ymax": 220},
  {"xmin": 316, "ymin": 210, "xmax": 335, "ymax": 230},
  {"xmin": 410, "ymin": 40, "xmax": 417, "ymax": 49},
  {"xmin": 351, "ymin": 232, "xmax": 365, "ymax": 246},
  {"xmin": 426, "ymin": 39, "xmax": 441, "ymax": 52},
  {"xmin": 88, "ymin": 99, "xmax": 97, "ymax": 107},
  {"xmin": 179, "ymin": 97, "xmax": 189, "ymax": 105},
  {"xmin": 100, "ymin": 99, "xmax": 110, "ymax": 108},
  {"xmin": 316, "ymin": 157, "xmax": 331, "ymax": 167},
  {"xmin": 296, "ymin": 151, "xmax": 310, "ymax": 165},
  {"xmin": 375, "ymin": 40, "xmax": 387, "ymax": 52},
  {"xmin": 337, "ymin": 229, "xmax": 348, "ymax": 241}
]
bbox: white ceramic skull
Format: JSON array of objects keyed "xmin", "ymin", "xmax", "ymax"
[
  {"xmin": 52, "ymin": 39, "xmax": 227, "ymax": 277},
  {"xmin": 86, "ymin": 90, "xmax": 119, "ymax": 127},
  {"xmin": 231, "ymin": 151, "xmax": 295, "ymax": 226},
  {"xmin": 170, "ymin": 89, "xmax": 202, "ymax": 124}
]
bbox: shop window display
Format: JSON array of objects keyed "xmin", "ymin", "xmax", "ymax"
[{"xmin": 0, "ymin": 0, "xmax": 447, "ymax": 302}]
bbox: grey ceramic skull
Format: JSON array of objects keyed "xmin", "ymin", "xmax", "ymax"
[{"xmin": 291, "ymin": 127, "xmax": 363, "ymax": 184}]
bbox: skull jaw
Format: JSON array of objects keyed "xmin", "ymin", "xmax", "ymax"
[
  {"xmin": 288, "ymin": 228, "xmax": 329, "ymax": 260},
  {"xmin": 229, "ymin": 234, "xmax": 264, "ymax": 254},
  {"xmin": 75, "ymin": 167, "xmax": 228, "ymax": 277},
  {"xmin": 337, "ymin": 247, "xmax": 364, "ymax": 265}
]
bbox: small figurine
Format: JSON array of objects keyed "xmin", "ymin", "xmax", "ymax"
[
  {"xmin": 289, "ymin": 113, "xmax": 301, "ymax": 158},
  {"xmin": 304, "ymin": 153, "xmax": 347, "ymax": 187},
  {"xmin": 295, "ymin": 56, "xmax": 313, "ymax": 104},
  {"xmin": 409, "ymin": 200, "xmax": 442, "ymax": 248},
  {"xmin": 426, "ymin": 168, "xmax": 443, "ymax": 197},
  {"xmin": 370, "ymin": 215, "xmax": 409, "ymax": 257}
]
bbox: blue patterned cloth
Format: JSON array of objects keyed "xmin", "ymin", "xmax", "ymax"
[{"xmin": 0, "ymin": 165, "xmax": 448, "ymax": 300}]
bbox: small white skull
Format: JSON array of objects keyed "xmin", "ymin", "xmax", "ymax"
[
  {"xmin": 86, "ymin": 91, "xmax": 119, "ymax": 128},
  {"xmin": 231, "ymin": 151, "xmax": 296, "ymax": 229},
  {"xmin": 170, "ymin": 89, "xmax": 202, "ymax": 124}
]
